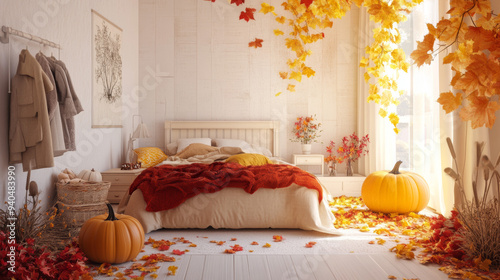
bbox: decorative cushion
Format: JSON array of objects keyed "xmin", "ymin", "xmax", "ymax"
[
  {"xmin": 165, "ymin": 142, "xmax": 178, "ymax": 155},
  {"xmin": 225, "ymin": 153, "xmax": 273, "ymax": 166},
  {"xmin": 177, "ymin": 138, "xmax": 212, "ymax": 152},
  {"xmin": 175, "ymin": 143, "xmax": 218, "ymax": 159},
  {"xmin": 134, "ymin": 147, "xmax": 168, "ymax": 168}
]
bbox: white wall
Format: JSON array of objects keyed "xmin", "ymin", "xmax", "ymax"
[
  {"xmin": 138, "ymin": 0, "xmax": 360, "ymax": 165},
  {"xmin": 0, "ymin": 0, "xmax": 139, "ymax": 209}
]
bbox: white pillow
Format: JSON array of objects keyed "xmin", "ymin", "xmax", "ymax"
[
  {"xmin": 251, "ymin": 144, "xmax": 273, "ymax": 157},
  {"xmin": 214, "ymin": 138, "xmax": 254, "ymax": 153},
  {"xmin": 177, "ymin": 138, "xmax": 212, "ymax": 152}
]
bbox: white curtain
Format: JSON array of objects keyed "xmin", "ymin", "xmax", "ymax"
[{"xmin": 357, "ymin": 0, "xmax": 460, "ymax": 216}]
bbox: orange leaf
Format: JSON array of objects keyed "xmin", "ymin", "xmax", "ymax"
[
  {"xmin": 239, "ymin": 8, "xmax": 256, "ymax": 22},
  {"xmin": 411, "ymin": 34, "xmax": 435, "ymax": 66},
  {"xmin": 459, "ymin": 94, "xmax": 500, "ymax": 128},
  {"xmin": 248, "ymin": 38, "xmax": 263, "ymax": 48},
  {"xmin": 465, "ymin": 27, "xmax": 497, "ymax": 52},
  {"xmin": 279, "ymin": 72, "xmax": 288, "ymax": 79},
  {"xmin": 437, "ymin": 91, "xmax": 463, "ymax": 114}
]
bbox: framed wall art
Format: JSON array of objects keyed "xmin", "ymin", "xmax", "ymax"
[{"xmin": 91, "ymin": 9, "xmax": 123, "ymax": 128}]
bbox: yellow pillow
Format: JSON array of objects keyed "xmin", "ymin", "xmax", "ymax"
[
  {"xmin": 134, "ymin": 147, "xmax": 168, "ymax": 167},
  {"xmin": 225, "ymin": 153, "xmax": 273, "ymax": 166}
]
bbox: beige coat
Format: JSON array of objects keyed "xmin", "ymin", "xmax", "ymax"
[
  {"xmin": 47, "ymin": 56, "xmax": 83, "ymax": 151},
  {"xmin": 9, "ymin": 49, "xmax": 54, "ymax": 171},
  {"xmin": 36, "ymin": 53, "xmax": 67, "ymax": 156}
]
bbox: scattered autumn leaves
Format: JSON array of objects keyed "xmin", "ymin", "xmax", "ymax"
[
  {"xmin": 411, "ymin": 0, "xmax": 500, "ymax": 129},
  {"xmin": 331, "ymin": 196, "xmax": 500, "ymax": 280}
]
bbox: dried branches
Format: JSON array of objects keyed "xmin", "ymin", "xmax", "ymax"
[
  {"xmin": 445, "ymin": 137, "xmax": 500, "ymax": 267},
  {"xmin": 0, "ymin": 189, "xmax": 77, "ymax": 251}
]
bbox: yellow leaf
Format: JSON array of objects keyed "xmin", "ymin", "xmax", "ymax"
[
  {"xmin": 275, "ymin": 16, "xmax": 286, "ymax": 24},
  {"xmin": 260, "ymin": 3, "xmax": 275, "ymax": 15},
  {"xmin": 359, "ymin": 57, "xmax": 369, "ymax": 68},
  {"xmin": 379, "ymin": 108, "xmax": 387, "ymax": 118},
  {"xmin": 275, "ymin": 92, "xmax": 282, "ymax": 97},
  {"xmin": 274, "ymin": 29, "xmax": 284, "ymax": 36},
  {"xmin": 364, "ymin": 72, "xmax": 371, "ymax": 82},
  {"xmin": 289, "ymin": 71, "xmax": 302, "ymax": 82},
  {"xmin": 287, "ymin": 84, "xmax": 296, "ymax": 92},
  {"xmin": 168, "ymin": 266, "xmax": 178, "ymax": 276},
  {"xmin": 302, "ymin": 66, "xmax": 315, "ymax": 78},
  {"xmin": 388, "ymin": 113, "xmax": 399, "ymax": 127},
  {"xmin": 285, "ymin": 38, "xmax": 303, "ymax": 52}
]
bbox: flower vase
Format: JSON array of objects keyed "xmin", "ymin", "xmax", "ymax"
[
  {"xmin": 301, "ymin": 143, "xmax": 312, "ymax": 154},
  {"xmin": 327, "ymin": 161, "xmax": 337, "ymax": 176},
  {"xmin": 346, "ymin": 159, "xmax": 353, "ymax": 176}
]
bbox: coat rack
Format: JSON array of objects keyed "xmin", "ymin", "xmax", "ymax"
[
  {"xmin": 1, "ymin": 25, "xmax": 62, "ymax": 204},
  {"xmin": 0, "ymin": 25, "xmax": 61, "ymax": 49}
]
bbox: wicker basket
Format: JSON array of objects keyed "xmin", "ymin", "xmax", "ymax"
[
  {"xmin": 57, "ymin": 202, "xmax": 108, "ymax": 227},
  {"xmin": 56, "ymin": 181, "xmax": 111, "ymax": 205}
]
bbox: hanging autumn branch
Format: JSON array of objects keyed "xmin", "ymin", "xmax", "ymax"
[
  {"xmin": 411, "ymin": 0, "xmax": 500, "ymax": 129},
  {"xmin": 204, "ymin": 0, "xmax": 424, "ymax": 132}
]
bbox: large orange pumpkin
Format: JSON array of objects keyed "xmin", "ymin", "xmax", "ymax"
[
  {"xmin": 78, "ymin": 203, "xmax": 145, "ymax": 264},
  {"xmin": 361, "ymin": 161, "xmax": 430, "ymax": 214}
]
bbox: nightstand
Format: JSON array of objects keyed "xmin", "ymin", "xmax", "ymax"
[
  {"xmin": 101, "ymin": 168, "xmax": 145, "ymax": 203},
  {"xmin": 317, "ymin": 174, "xmax": 366, "ymax": 197},
  {"xmin": 293, "ymin": 154, "xmax": 324, "ymax": 176}
]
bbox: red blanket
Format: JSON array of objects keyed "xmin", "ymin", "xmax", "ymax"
[{"xmin": 129, "ymin": 162, "xmax": 323, "ymax": 212}]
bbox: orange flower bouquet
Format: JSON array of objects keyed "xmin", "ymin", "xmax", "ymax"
[
  {"xmin": 337, "ymin": 132, "xmax": 370, "ymax": 176},
  {"xmin": 291, "ymin": 115, "xmax": 322, "ymax": 144},
  {"xmin": 325, "ymin": 141, "xmax": 344, "ymax": 164},
  {"xmin": 324, "ymin": 140, "xmax": 343, "ymax": 176}
]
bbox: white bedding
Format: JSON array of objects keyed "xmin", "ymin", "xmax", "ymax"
[{"xmin": 117, "ymin": 183, "xmax": 339, "ymax": 235}]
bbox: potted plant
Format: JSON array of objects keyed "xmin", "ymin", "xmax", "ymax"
[{"xmin": 290, "ymin": 115, "xmax": 322, "ymax": 154}]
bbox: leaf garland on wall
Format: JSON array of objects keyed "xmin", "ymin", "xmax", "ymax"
[
  {"xmin": 204, "ymin": 0, "xmax": 424, "ymax": 133},
  {"xmin": 411, "ymin": 0, "xmax": 500, "ymax": 129}
]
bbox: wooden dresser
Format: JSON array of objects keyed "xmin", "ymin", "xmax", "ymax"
[{"xmin": 101, "ymin": 168, "xmax": 145, "ymax": 203}]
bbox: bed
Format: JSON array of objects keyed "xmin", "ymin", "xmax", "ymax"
[{"xmin": 117, "ymin": 121, "xmax": 338, "ymax": 235}]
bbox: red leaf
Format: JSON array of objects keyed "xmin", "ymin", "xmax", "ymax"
[
  {"xmin": 204, "ymin": 0, "xmax": 216, "ymax": 2},
  {"xmin": 230, "ymin": 0, "xmax": 245, "ymax": 6},
  {"xmin": 248, "ymin": 38, "xmax": 263, "ymax": 48},
  {"xmin": 230, "ymin": 244, "xmax": 244, "ymax": 251},
  {"xmin": 239, "ymin": 7, "xmax": 256, "ymax": 22},
  {"xmin": 172, "ymin": 249, "xmax": 185, "ymax": 256},
  {"xmin": 158, "ymin": 244, "xmax": 170, "ymax": 251},
  {"xmin": 301, "ymin": 0, "xmax": 314, "ymax": 8}
]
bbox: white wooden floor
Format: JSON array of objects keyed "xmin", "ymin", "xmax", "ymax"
[{"xmin": 143, "ymin": 253, "xmax": 447, "ymax": 280}]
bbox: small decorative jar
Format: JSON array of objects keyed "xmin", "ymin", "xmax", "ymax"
[{"xmin": 327, "ymin": 161, "xmax": 337, "ymax": 176}]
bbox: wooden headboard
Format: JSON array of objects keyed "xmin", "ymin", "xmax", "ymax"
[{"xmin": 164, "ymin": 121, "xmax": 280, "ymax": 157}]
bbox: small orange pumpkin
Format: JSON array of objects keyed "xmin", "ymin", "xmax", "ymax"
[
  {"xmin": 78, "ymin": 204, "xmax": 145, "ymax": 264},
  {"xmin": 361, "ymin": 161, "xmax": 430, "ymax": 214}
]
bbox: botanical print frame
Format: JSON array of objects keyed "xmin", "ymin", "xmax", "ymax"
[{"xmin": 91, "ymin": 9, "xmax": 123, "ymax": 128}]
